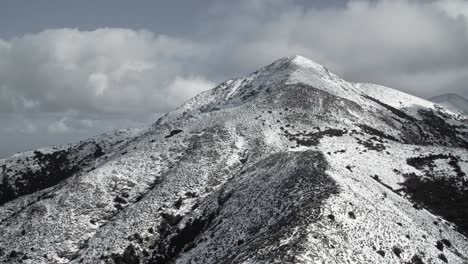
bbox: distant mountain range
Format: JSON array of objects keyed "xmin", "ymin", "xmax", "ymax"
[
  {"xmin": 430, "ymin": 93, "xmax": 468, "ymax": 114},
  {"xmin": 1, "ymin": 56, "xmax": 467, "ymax": 264}
]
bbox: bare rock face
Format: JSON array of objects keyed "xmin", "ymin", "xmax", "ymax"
[{"xmin": 1, "ymin": 56, "xmax": 468, "ymax": 264}]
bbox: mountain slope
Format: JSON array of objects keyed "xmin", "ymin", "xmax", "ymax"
[
  {"xmin": 430, "ymin": 93, "xmax": 468, "ymax": 114},
  {"xmin": 0, "ymin": 55, "xmax": 467, "ymax": 264}
]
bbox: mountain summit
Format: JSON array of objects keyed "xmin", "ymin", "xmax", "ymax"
[{"xmin": 1, "ymin": 56, "xmax": 468, "ymax": 264}]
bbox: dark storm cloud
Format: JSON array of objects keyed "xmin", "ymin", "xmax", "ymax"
[{"xmin": 0, "ymin": 0, "xmax": 468, "ymax": 157}]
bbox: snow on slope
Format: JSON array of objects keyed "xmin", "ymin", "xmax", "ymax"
[
  {"xmin": 0, "ymin": 56, "xmax": 468, "ymax": 264},
  {"xmin": 0, "ymin": 128, "xmax": 143, "ymax": 205},
  {"xmin": 430, "ymin": 93, "xmax": 468, "ymax": 114},
  {"xmin": 356, "ymin": 83, "xmax": 440, "ymax": 118},
  {"xmin": 357, "ymin": 83, "xmax": 436, "ymax": 110}
]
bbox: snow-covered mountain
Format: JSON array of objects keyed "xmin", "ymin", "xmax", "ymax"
[
  {"xmin": 430, "ymin": 93, "xmax": 468, "ymax": 114},
  {"xmin": 1, "ymin": 55, "xmax": 467, "ymax": 264}
]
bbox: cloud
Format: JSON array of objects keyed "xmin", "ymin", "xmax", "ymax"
[
  {"xmin": 48, "ymin": 117, "xmax": 71, "ymax": 134},
  {"xmin": 0, "ymin": 28, "xmax": 212, "ymax": 114},
  {"xmin": 434, "ymin": 0, "xmax": 468, "ymax": 20}
]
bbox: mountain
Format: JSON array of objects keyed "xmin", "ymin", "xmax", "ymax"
[
  {"xmin": 1, "ymin": 55, "xmax": 467, "ymax": 264},
  {"xmin": 430, "ymin": 93, "xmax": 468, "ymax": 114}
]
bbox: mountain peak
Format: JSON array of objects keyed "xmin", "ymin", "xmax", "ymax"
[
  {"xmin": 173, "ymin": 55, "xmax": 361, "ymax": 116},
  {"xmin": 268, "ymin": 55, "xmax": 327, "ymax": 73},
  {"xmin": 286, "ymin": 54, "xmax": 320, "ymax": 66},
  {"xmin": 279, "ymin": 54, "xmax": 314, "ymax": 64}
]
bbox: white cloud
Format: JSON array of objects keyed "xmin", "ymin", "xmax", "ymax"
[
  {"xmin": 48, "ymin": 117, "xmax": 70, "ymax": 134},
  {"xmin": 47, "ymin": 117, "xmax": 70, "ymax": 134},
  {"xmin": 434, "ymin": 0, "xmax": 468, "ymax": 20},
  {"xmin": 87, "ymin": 72, "xmax": 109, "ymax": 96},
  {"xmin": 0, "ymin": 28, "xmax": 208, "ymax": 114}
]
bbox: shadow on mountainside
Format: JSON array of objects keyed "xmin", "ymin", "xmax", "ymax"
[{"xmin": 145, "ymin": 150, "xmax": 339, "ymax": 264}]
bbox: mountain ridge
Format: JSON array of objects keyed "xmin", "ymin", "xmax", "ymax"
[{"xmin": 430, "ymin": 93, "xmax": 468, "ymax": 114}]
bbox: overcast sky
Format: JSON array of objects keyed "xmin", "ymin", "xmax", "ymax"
[{"xmin": 1, "ymin": 0, "xmax": 468, "ymax": 157}]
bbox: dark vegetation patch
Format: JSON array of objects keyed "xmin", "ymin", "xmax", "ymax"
[
  {"xmin": 0, "ymin": 142, "xmax": 105, "ymax": 206},
  {"xmin": 150, "ymin": 211, "xmax": 218, "ymax": 264},
  {"xmin": 403, "ymin": 153, "xmax": 468, "ymax": 234},
  {"xmin": 407, "ymin": 154, "xmax": 466, "ymax": 179},
  {"xmin": 408, "ymin": 254, "xmax": 425, "ymax": 264},
  {"xmin": 110, "ymin": 244, "xmax": 140, "ymax": 264},
  {"xmin": 3, "ymin": 250, "xmax": 29, "ymax": 263},
  {"xmin": 239, "ymin": 151, "xmax": 248, "ymax": 165},
  {"xmin": 357, "ymin": 136, "xmax": 386, "ymax": 151},
  {"xmin": 114, "ymin": 196, "xmax": 128, "ymax": 204},
  {"xmin": 238, "ymin": 83, "xmax": 261, "ymax": 101},
  {"xmin": 418, "ymin": 109, "xmax": 468, "ymax": 148},
  {"xmin": 392, "ymin": 246, "xmax": 402, "ymax": 258},
  {"xmin": 9, "ymin": 250, "xmax": 19, "ymax": 258},
  {"xmin": 284, "ymin": 128, "xmax": 346, "ymax": 147},
  {"xmin": 441, "ymin": 239, "xmax": 452, "ymax": 248},
  {"xmin": 358, "ymin": 125, "xmax": 399, "ymax": 142},
  {"xmin": 401, "ymin": 172, "xmax": 468, "ymax": 236},
  {"xmin": 0, "ymin": 149, "xmax": 78, "ymax": 206},
  {"xmin": 165, "ymin": 129, "xmax": 183, "ymax": 138},
  {"xmin": 376, "ymin": 250, "xmax": 385, "ymax": 257},
  {"xmin": 160, "ymin": 213, "xmax": 183, "ymax": 226},
  {"xmin": 438, "ymin": 253, "xmax": 448, "ymax": 263},
  {"xmin": 436, "ymin": 241, "xmax": 444, "ymax": 251},
  {"xmin": 93, "ymin": 144, "xmax": 105, "ymax": 158},
  {"xmin": 174, "ymin": 197, "xmax": 183, "ymax": 209},
  {"xmin": 129, "ymin": 233, "xmax": 144, "ymax": 244}
]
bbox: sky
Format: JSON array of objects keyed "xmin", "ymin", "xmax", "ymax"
[{"xmin": 1, "ymin": 0, "xmax": 468, "ymax": 158}]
